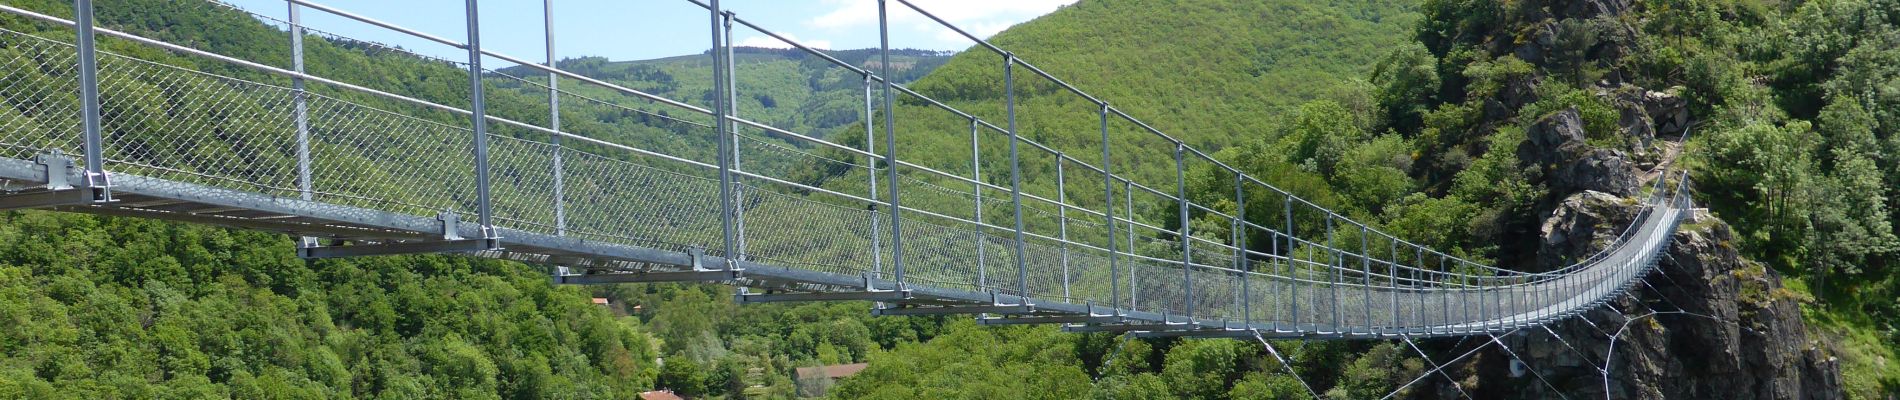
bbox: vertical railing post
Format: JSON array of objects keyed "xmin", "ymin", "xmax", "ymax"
[
  {"xmin": 464, "ymin": 0, "xmax": 496, "ymax": 245},
  {"xmin": 1098, "ymin": 104, "xmax": 1117, "ymax": 311},
  {"xmin": 1002, "ymin": 52, "xmax": 1028, "ymax": 302},
  {"xmin": 708, "ymin": 0, "xmax": 739, "ymax": 267},
  {"xmin": 543, "ymin": 0, "xmax": 565, "ymax": 237},
  {"xmin": 1234, "ymin": 173, "xmax": 1248, "ymax": 325},
  {"xmin": 1450, "ymin": 257, "xmax": 1462, "ymax": 334},
  {"xmin": 1057, "ymin": 154, "xmax": 1070, "ymax": 299},
  {"xmin": 1268, "ymin": 192, "xmax": 1280, "ymax": 331},
  {"xmin": 288, "ymin": 1, "xmax": 312, "ymax": 251},
  {"xmin": 1174, "ymin": 143, "xmax": 1190, "ymax": 320},
  {"xmin": 876, "ymin": 0, "xmax": 905, "ymax": 286},
  {"xmin": 1284, "ymin": 194, "xmax": 1295, "ymax": 331},
  {"xmin": 289, "ymin": 2, "xmax": 310, "ymax": 202},
  {"xmin": 1490, "ymin": 264, "xmax": 1500, "ymax": 330},
  {"xmin": 1389, "ymin": 237, "xmax": 1399, "ymax": 333},
  {"xmin": 971, "ymin": 117, "xmax": 985, "ymax": 290},
  {"xmin": 72, "ymin": 0, "xmax": 107, "ymax": 201},
  {"xmin": 1361, "ymin": 225, "xmax": 1371, "ymax": 335},
  {"xmin": 723, "ymin": 11, "xmax": 746, "ymax": 261},
  {"xmin": 1327, "ymin": 215, "xmax": 1339, "ymax": 333},
  {"xmin": 862, "ymin": 74, "xmax": 883, "ymax": 276},
  {"xmin": 1416, "ymin": 247, "xmax": 1425, "ymax": 333}
]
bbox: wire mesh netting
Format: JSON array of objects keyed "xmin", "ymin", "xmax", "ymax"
[{"xmin": 0, "ymin": 29, "xmax": 82, "ymax": 161}]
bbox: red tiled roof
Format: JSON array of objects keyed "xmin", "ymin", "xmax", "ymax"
[{"xmin": 639, "ymin": 390, "xmax": 684, "ymax": 400}]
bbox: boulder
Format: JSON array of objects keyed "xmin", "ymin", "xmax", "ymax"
[
  {"xmin": 1556, "ymin": 148, "xmax": 1639, "ymax": 196},
  {"xmin": 1536, "ymin": 190, "xmax": 1635, "ymax": 271},
  {"xmin": 1523, "ymin": 107, "xmax": 1590, "ymax": 166},
  {"xmin": 1647, "ymin": 88, "xmax": 1690, "ymax": 136},
  {"xmin": 1520, "ymin": 108, "xmax": 1641, "ymax": 196}
]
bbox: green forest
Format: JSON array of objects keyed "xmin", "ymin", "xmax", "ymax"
[{"xmin": 0, "ymin": 0, "xmax": 1898, "ymax": 398}]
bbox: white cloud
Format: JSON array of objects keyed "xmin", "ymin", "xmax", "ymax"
[
  {"xmin": 808, "ymin": 0, "xmax": 1073, "ymax": 45},
  {"xmin": 736, "ymin": 34, "xmax": 833, "ymax": 50}
]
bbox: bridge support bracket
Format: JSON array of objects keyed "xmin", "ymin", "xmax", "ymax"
[
  {"xmin": 297, "ymin": 238, "xmax": 499, "ymax": 259},
  {"xmin": 36, "ymin": 153, "xmax": 74, "ymax": 191},
  {"xmin": 0, "ymin": 153, "xmax": 108, "ymax": 211},
  {"xmin": 294, "ymin": 211, "xmax": 503, "ymax": 259},
  {"xmin": 549, "ymin": 247, "xmax": 741, "ymax": 285}
]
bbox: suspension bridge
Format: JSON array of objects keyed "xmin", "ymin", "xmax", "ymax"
[{"xmin": 0, "ymin": 0, "xmax": 1690, "ymax": 344}]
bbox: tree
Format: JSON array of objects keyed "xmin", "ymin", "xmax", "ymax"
[
  {"xmin": 1700, "ymin": 121, "xmax": 1817, "ymax": 268},
  {"xmin": 656, "ymin": 357, "xmax": 708, "ymax": 397},
  {"xmin": 1372, "ymin": 44, "xmax": 1443, "ymax": 134}
]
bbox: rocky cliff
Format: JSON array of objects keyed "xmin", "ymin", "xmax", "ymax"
[
  {"xmin": 1418, "ymin": 112, "xmax": 1842, "ymax": 398},
  {"xmin": 1455, "ymin": 202, "xmax": 1843, "ymax": 399},
  {"xmin": 1390, "ymin": 0, "xmax": 1847, "ymax": 395}
]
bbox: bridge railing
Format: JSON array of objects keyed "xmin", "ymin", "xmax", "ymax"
[{"xmin": 0, "ymin": 0, "xmax": 1692, "ymax": 335}]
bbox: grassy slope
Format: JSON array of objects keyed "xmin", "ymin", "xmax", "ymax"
[
  {"xmin": 514, "ymin": 48, "xmax": 950, "ymax": 141},
  {"xmin": 801, "ymin": 0, "xmax": 1417, "ymax": 236}
]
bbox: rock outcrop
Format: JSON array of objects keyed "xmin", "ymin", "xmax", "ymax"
[
  {"xmin": 1519, "ymin": 108, "xmax": 1640, "ymax": 196},
  {"xmin": 1440, "ymin": 197, "xmax": 1844, "ymax": 399}
]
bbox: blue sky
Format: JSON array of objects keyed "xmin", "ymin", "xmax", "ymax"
[{"xmin": 218, "ymin": 0, "xmax": 1074, "ymax": 66}]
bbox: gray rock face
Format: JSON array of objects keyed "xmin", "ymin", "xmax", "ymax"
[
  {"xmin": 1612, "ymin": 84, "xmax": 1689, "ymax": 138},
  {"xmin": 1537, "ymin": 191, "xmax": 1633, "ymax": 272},
  {"xmin": 1557, "ymin": 148, "xmax": 1640, "ymax": 196},
  {"xmin": 1514, "ymin": 22, "xmax": 1559, "ymax": 66},
  {"xmin": 1520, "ymin": 108, "xmax": 1641, "ymax": 196},
  {"xmin": 1645, "ymin": 89, "xmax": 1690, "ymax": 136}
]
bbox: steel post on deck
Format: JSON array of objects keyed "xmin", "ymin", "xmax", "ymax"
[
  {"xmin": 1057, "ymin": 154, "xmax": 1070, "ymax": 299},
  {"xmin": 970, "ymin": 117, "xmax": 986, "ymax": 289},
  {"xmin": 463, "ymin": 0, "xmax": 496, "ymax": 246},
  {"xmin": 1269, "ymin": 201, "xmax": 1281, "ymax": 332},
  {"xmin": 1174, "ymin": 143, "xmax": 1191, "ymax": 320},
  {"xmin": 1285, "ymin": 194, "xmax": 1295, "ymax": 331},
  {"xmin": 71, "ymin": 0, "xmax": 107, "ymax": 201},
  {"xmin": 1003, "ymin": 53, "xmax": 1027, "ymax": 302},
  {"xmin": 543, "ymin": 0, "xmax": 565, "ymax": 237},
  {"xmin": 1388, "ymin": 237, "xmax": 1399, "ymax": 333},
  {"xmin": 288, "ymin": 1, "xmax": 314, "ymax": 250},
  {"xmin": 862, "ymin": 74, "xmax": 882, "ymax": 276},
  {"xmin": 1417, "ymin": 247, "xmax": 1426, "ymax": 333},
  {"xmin": 709, "ymin": 0, "xmax": 742, "ymax": 270},
  {"xmin": 1098, "ymin": 104, "xmax": 1118, "ymax": 310},
  {"xmin": 876, "ymin": 0, "xmax": 905, "ymax": 286},
  {"xmin": 1234, "ymin": 173, "xmax": 1248, "ymax": 325},
  {"xmin": 288, "ymin": 3, "xmax": 309, "ymax": 201},
  {"xmin": 1327, "ymin": 215, "xmax": 1338, "ymax": 333},
  {"xmin": 1360, "ymin": 225, "xmax": 1370, "ymax": 335},
  {"xmin": 722, "ymin": 11, "xmax": 746, "ymax": 261}
]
